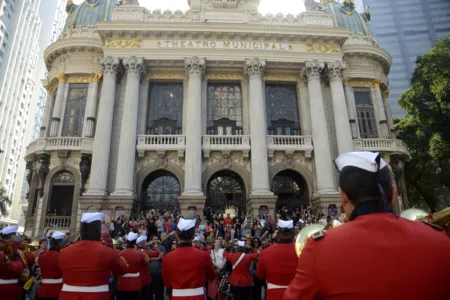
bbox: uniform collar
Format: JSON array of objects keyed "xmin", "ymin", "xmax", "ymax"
[
  {"xmin": 349, "ymin": 200, "xmax": 394, "ymax": 221},
  {"xmin": 49, "ymin": 248, "xmax": 60, "ymax": 252},
  {"xmin": 278, "ymin": 240, "xmax": 293, "ymax": 244},
  {"xmin": 178, "ymin": 242, "xmax": 192, "ymax": 248}
]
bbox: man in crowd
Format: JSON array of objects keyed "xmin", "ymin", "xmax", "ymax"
[
  {"xmin": 284, "ymin": 151, "xmax": 450, "ymax": 300},
  {"xmin": 38, "ymin": 231, "xmax": 65, "ymax": 300},
  {"xmin": 149, "ymin": 235, "xmax": 165, "ymax": 300},
  {"xmin": 136, "ymin": 235, "xmax": 161, "ymax": 300},
  {"xmin": 162, "ymin": 217, "xmax": 215, "ymax": 299},
  {"xmin": 257, "ymin": 216, "xmax": 297, "ymax": 300},
  {"xmin": 0, "ymin": 226, "xmax": 25, "ymax": 300},
  {"xmin": 58, "ymin": 212, "xmax": 128, "ymax": 300}
]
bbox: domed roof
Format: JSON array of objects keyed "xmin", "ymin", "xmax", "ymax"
[
  {"xmin": 64, "ymin": 0, "xmax": 118, "ymax": 31},
  {"xmin": 322, "ymin": 0, "xmax": 371, "ymax": 36}
]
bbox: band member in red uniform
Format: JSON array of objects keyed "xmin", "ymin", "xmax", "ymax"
[
  {"xmin": 284, "ymin": 151, "xmax": 450, "ymax": 300},
  {"xmin": 38, "ymin": 231, "xmax": 65, "ymax": 300},
  {"xmin": 0, "ymin": 226, "xmax": 25, "ymax": 300},
  {"xmin": 224, "ymin": 240, "xmax": 259, "ymax": 300},
  {"xmin": 116, "ymin": 232, "xmax": 149, "ymax": 300},
  {"xmin": 137, "ymin": 235, "xmax": 161, "ymax": 300},
  {"xmin": 256, "ymin": 217, "xmax": 297, "ymax": 300},
  {"xmin": 163, "ymin": 217, "xmax": 215, "ymax": 299},
  {"xmin": 59, "ymin": 212, "xmax": 128, "ymax": 300}
]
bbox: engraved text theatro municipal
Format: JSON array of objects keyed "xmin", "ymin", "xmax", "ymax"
[{"xmin": 156, "ymin": 40, "xmax": 293, "ymax": 51}]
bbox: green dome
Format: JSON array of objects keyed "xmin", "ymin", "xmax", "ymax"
[
  {"xmin": 64, "ymin": 0, "xmax": 118, "ymax": 31},
  {"xmin": 323, "ymin": 2, "xmax": 371, "ymax": 36}
]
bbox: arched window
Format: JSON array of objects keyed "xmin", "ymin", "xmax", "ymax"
[
  {"xmin": 53, "ymin": 172, "xmax": 75, "ymax": 185},
  {"xmin": 272, "ymin": 170, "xmax": 309, "ymax": 210},
  {"xmin": 206, "ymin": 170, "xmax": 245, "ymax": 215},
  {"xmin": 62, "ymin": 84, "xmax": 88, "ymax": 137},
  {"xmin": 141, "ymin": 171, "xmax": 180, "ymax": 211},
  {"xmin": 354, "ymin": 88, "xmax": 378, "ymax": 138}
]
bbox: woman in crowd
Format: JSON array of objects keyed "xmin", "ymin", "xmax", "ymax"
[
  {"xmin": 35, "ymin": 238, "xmax": 48, "ymax": 258},
  {"xmin": 208, "ymin": 239, "xmax": 227, "ymax": 299}
]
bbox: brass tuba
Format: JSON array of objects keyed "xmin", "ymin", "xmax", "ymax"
[
  {"xmin": 295, "ymin": 219, "xmax": 343, "ymax": 257},
  {"xmin": 399, "ymin": 208, "xmax": 428, "ymax": 221}
]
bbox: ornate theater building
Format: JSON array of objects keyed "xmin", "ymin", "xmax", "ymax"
[{"xmin": 23, "ymin": 0, "xmax": 410, "ymax": 236}]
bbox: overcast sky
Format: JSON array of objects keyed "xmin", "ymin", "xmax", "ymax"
[{"xmin": 73, "ymin": 0, "xmax": 364, "ymax": 15}]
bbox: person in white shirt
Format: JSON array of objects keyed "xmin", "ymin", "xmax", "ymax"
[{"xmin": 210, "ymin": 239, "xmax": 226, "ymax": 271}]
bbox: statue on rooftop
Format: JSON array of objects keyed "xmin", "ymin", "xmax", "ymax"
[{"xmin": 304, "ymin": 0, "xmax": 323, "ymax": 11}]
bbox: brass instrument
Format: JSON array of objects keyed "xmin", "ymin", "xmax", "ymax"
[
  {"xmin": 26, "ymin": 241, "xmax": 39, "ymax": 253},
  {"xmin": 295, "ymin": 220, "xmax": 343, "ymax": 257},
  {"xmin": 399, "ymin": 208, "xmax": 429, "ymax": 221},
  {"xmin": 0, "ymin": 239, "xmax": 14, "ymax": 258}
]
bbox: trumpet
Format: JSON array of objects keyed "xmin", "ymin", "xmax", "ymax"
[{"xmin": 295, "ymin": 219, "xmax": 343, "ymax": 257}]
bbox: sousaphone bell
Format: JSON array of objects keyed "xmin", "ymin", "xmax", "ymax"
[{"xmin": 295, "ymin": 219, "xmax": 343, "ymax": 257}]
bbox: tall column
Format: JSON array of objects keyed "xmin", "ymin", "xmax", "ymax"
[
  {"xmin": 245, "ymin": 58, "xmax": 276, "ymax": 217},
  {"xmin": 49, "ymin": 73, "xmax": 67, "ymax": 137},
  {"xmin": 302, "ymin": 60, "xmax": 336, "ymax": 194},
  {"xmin": 327, "ymin": 61, "xmax": 354, "ymax": 154},
  {"xmin": 40, "ymin": 85, "xmax": 56, "ymax": 138},
  {"xmin": 343, "ymin": 78, "xmax": 360, "ymax": 138},
  {"xmin": 372, "ymin": 79, "xmax": 389, "ymax": 138},
  {"xmin": 112, "ymin": 57, "xmax": 145, "ymax": 196},
  {"xmin": 297, "ymin": 80, "xmax": 311, "ymax": 136},
  {"xmin": 138, "ymin": 78, "xmax": 150, "ymax": 135},
  {"xmin": 182, "ymin": 56, "xmax": 205, "ymax": 196},
  {"xmin": 84, "ymin": 57, "xmax": 120, "ymax": 196},
  {"xmin": 382, "ymin": 89, "xmax": 396, "ymax": 139},
  {"xmin": 82, "ymin": 73, "xmax": 102, "ymax": 138}
]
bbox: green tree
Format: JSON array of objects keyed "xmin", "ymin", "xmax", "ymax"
[
  {"xmin": 0, "ymin": 185, "xmax": 12, "ymax": 217},
  {"xmin": 396, "ymin": 37, "xmax": 450, "ymax": 212}
]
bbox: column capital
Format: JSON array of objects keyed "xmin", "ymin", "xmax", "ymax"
[
  {"xmin": 123, "ymin": 56, "xmax": 146, "ymax": 76},
  {"xmin": 372, "ymin": 78, "xmax": 382, "ymax": 88},
  {"xmin": 44, "ymin": 84, "xmax": 57, "ymax": 94},
  {"xmin": 185, "ymin": 56, "xmax": 205, "ymax": 77},
  {"xmin": 100, "ymin": 56, "xmax": 120, "ymax": 76},
  {"xmin": 92, "ymin": 73, "xmax": 103, "ymax": 82},
  {"xmin": 301, "ymin": 60, "xmax": 325, "ymax": 80},
  {"xmin": 55, "ymin": 73, "xmax": 67, "ymax": 83},
  {"xmin": 244, "ymin": 57, "xmax": 266, "ymax": 79},
  {"xmin": 326, "ymin": 61, "xmax": 346, "ymax": 80}
]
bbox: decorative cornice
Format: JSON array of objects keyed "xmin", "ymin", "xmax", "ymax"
[
  {"xmin": 372, "ymin": 78, "xmax": 382, "ymax": 88},
  {"xmin": 123, "ymin": 56, "xmax": 146, "ymax": 76},
  {"xmin": 302, "ymin": 60, "xmax": 325, "ymax": 79},
  {"xmin": 244, "ymin": 57, "xmax": 266, "ymax": 79},
  {"xmin": 44, "ymin": 84, "xmax": 57, "ymax": 94},
  {"xmin": 263, "ymin": 73, "xmax": 301, "ymax": 82},
  {"xmin": 306, "ymin": 43, "xmax": 340, "ymax": 53},
  {"xmin": 67, "ymin": 76, "xmax": 92, "ymax": 83},
  {"xmin": 185, "ymin": 56, "xmax": 206, "ymax": 77},
  {"xmin": 56, "ymin": 73, "xmax": 67, "ymax": 83},
  {"xmin": 327, "ymin": 61, "xmax": 346, "ymax": 80},
  {"xmin": 205, "ymin": 72, "xmax": 244, "ymax": 80},
  {"xmin": 92, "ymin": 73, "xmax": 103, "ymax": 82},
  {"xmin": 348, "ymin": 79, "xmax": 372, "ymax": 88},
  {"xmin": 100, "ymin": 56, "xmax": 120, "ymax": 76},
  {"xmin": 105, "ymin": 39, "xmax": 142, "ymax": 48},
  {"xmin": 147, "ymin": 72, "xmax": 185, "ymax": 80}
]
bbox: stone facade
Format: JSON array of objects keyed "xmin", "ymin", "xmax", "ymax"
[{"xmin": 23, "ymin": 1, "xmax": 410, "ymax": 237}]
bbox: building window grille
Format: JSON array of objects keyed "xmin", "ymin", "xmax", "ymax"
[
  {"xmin": 207, "ymin": 83, "xmax": 243, "ymax": 135},
  {"xmin": 354, "ymin": 88, "xmax": 378, "ymax": 138},
  {"xmin": 61, "ymin": 84, "xmax": 88, "ymax": 137},
  {"xmin": 147, "ymin": 82, "xmax": 183, "ymax": 135},
  {"xmin": 265, "ymin": 84, "xmax": 301, "ymax": 135}
]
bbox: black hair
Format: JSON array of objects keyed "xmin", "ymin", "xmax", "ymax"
[
  {"xmin": 39, "ymin": 238, "xmax": 47, "ymax": 246},
  {"xmin": 126, "ymin": 240, "xmax": 136, "ymax": 249},
  {"xmin": 339, "ymin": 166, "xmax": 393, "ymax": 206},
  {"xmin": 50, "ymin": 238, "xmax": 63, "ymax": 249},
  {"xmin": 80, "ymin": 220, "xmax": 101, "ymax": 241},
  {"xmin": 175, "ymin": 227, "xmax": 195, "ymax": 241}
]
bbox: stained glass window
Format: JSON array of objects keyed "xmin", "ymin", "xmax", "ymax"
[
  {"xmin": 142, "ymin": 171, "xmax": 180, "ymax": 211},
  {"xmin": 62, "ymin": 84, "xmax": 88, "ymax": 137},
  {"xmin": 207, "ymin": 83, "xmax": 242, "ymax": 135},
  {"xmin": 265, "ymin": 84, "xmax": 301, "ymax": 135},
  {"xmin": 147, "ymin": 83, "xmax": 183, "ymax": 135},
  {"xmin": 354, "ymin": 88, "xmax": 378, "ymax": 138}
]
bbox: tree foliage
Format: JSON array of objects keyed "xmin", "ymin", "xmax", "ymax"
[
  {"xmin": 396, "ymin": 37, "xmax": 450, "ymax": 212},
  {"xmin": 0, "ymin": 184, "xmax": 12, "ymax": 217}
]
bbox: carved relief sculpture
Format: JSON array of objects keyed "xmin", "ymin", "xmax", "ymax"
[
  {"xmin": 185, "ymin": 56, "xmax": 206, "ymax": 77},
  {"xmin": 25, "ymin": 162, "xmax": 33, "ymax": 200},
  {"xmin": 305, "ymin": 0, "xmax": 323, "ymax": 11},
  {"xmin": 79, "ymin": 155, "xmax": 91, "ymax": 195},
  {"xmin": 244, "ymin": 57, "xmax": 266, "ymax": 78},
  {"xmin": 38, "ymin": 154, "xmax": 50, "ymax": 197}
]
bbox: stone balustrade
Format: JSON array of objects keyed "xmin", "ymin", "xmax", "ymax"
[
  {"xmin": 44, "ymin": 216, "xmax": 71, "ymax": 230},
  {"xmin": 267, "ymin": 135, "xmax": 313, "ymax": 158},
  {"xmin": 136, "ymin": 135, "xmax": 186, "ymax": 158},
  {"xmin": 354, "ymin": 138, "xmax": 410, "ymax": 158},
  {"xmin": 25, "ymin": 137, "xmax": 94, "ymax": 159},
  {"xmin": 202, "ymin": 135, "xmax": 250, "ymax": 158}
]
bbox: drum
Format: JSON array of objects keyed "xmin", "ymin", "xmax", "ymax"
[{"xmin": 218, "ymin": 272, "xmax": 233, "ymax": 299}]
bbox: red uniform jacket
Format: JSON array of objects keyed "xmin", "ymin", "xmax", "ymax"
[
  {"xmin": 162, "ymin": 244, "xmax": 215, "ymax": 300},
  {"xmin": 224, "ymin": 251, "xmax": 259, "ymax": 287},
  {"xmin": 38, "ymin": 249, "xmax": 63, "ymax": 298},
  {"xmin": 256, "ymin": 242, "xmax": 298, "ymax": 300},
  {"xmin": 283, "ymin": 213, "xmax": 450, "ymax": 300},
  {"xmin": 0, "ymin": 251, "xmax": 24, "ymax": 300},
  {"xmin": 58, "ymin": 240, "xmax": 128, "ymax": 300},
  {"xmin": 140, "ymin": 248, "xmax": 160, "ymax": 287},
  {"xmin": 117, "ymin": 248, "xmax": 148, "ymax": 292}
]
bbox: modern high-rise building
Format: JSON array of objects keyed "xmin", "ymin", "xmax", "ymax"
[
  {"xmin": 0, "ymin": 0, "xmax": 67, "ymax": 229},
  {"xmin": 362, "ymin": 0, "xmax": 450, "ymax": 116}
]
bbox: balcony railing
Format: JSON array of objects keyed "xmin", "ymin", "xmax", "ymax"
[
  {"xmin": 202, "ymin": 135, "xmax": 250, "ymax": 158},
  {"xmin": 354, "ymin": 138, "xmax": 410, "ymax": 158},
  {"xmin": 26, "ymin": 137, "xmax": 94, "ymax": 158},
  {"xmin": 267, "ymin": 135, "xmax": 313, "ymax": 158},
  {"xmin": 137, "ymin": 135, "xmax": 186, "ymax": 158},
  {"xmin": 44, "ymin": 216, "xmax": 71, "ymax": 230}
]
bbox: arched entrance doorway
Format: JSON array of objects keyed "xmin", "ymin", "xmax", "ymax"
[
  {"xmin": 46, "ymin": 171, "xmax": 75, "ymax": 228},
  {"xmin": 206, "ymin": 170, "xmax": 246, "ymax": 216},
  {"xmin": 141, "ymin": 170, "xmax": 181, "ymax": 212},
  {"xmin": 271, "ymin": 170, "xmax": 309, "ymax": 211}
]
